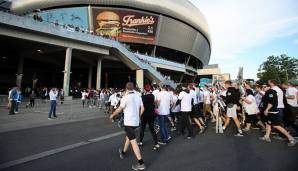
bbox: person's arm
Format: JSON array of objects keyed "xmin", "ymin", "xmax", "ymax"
[
  {"xmin": 264, "ymin": 104, "xmax": 273, "ymax": 116},
  {"xmin": 242, "ymin": 96, "xmax": 252, "ymax": 104},
  {"xmin": 110, "ymin": 106, "xmax": 124, "ymax": 119},
  {"xmin": 140, "ymin": 105, "xmax": 145, "ymax": 116}
]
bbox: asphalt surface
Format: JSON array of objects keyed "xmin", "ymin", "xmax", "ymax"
[{"xmin": 1, "ymin": 117, "xmax": 298, "ymax": 171}]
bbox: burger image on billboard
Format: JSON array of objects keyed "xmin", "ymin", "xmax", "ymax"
[{"xmin": 96, "ymin": 11, "xmax": 121, "ymax": 37}]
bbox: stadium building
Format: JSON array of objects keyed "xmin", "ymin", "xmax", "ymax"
[{"xmin": 0, "ymin": 0, "xmax": 211, "ymax": 96}]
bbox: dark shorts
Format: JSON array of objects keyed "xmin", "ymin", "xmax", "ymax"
[
  {"xmin": 266, "ymin": 113, "xmax": 282, "ymax": 126},
  {"xmin": 191, "ymin": 104, "xmax": 203, "ymax": 118},
  {"xmin": 124, "ymin": 126, "xmax": 138, "ymax": 140},
  {"xmin": 245, "ymin": 113, "xmax": 258, "ymax": 124},
  {"xmin": 170, "ymin": 112, "xmax": 179, "ymax": 120}
]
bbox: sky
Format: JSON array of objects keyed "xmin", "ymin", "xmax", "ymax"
[{"xmin": 190, "ymin": 0, "xmax": 298, "ymax": 80}]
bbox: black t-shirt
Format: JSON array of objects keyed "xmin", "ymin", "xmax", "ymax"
[
  {"xmin": 141, "ymin": 94, "xmax": 155, "ymax": 117},
  {"xmin": 225, "ymin": 87, "xmax": 240, "ymax": 105},
  {"xmin": 262, "ymin": 89, "xmax": 278, "ymax": 113}
]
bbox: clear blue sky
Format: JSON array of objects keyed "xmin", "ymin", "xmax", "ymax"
[{"xmin": 191, "ymin": 0, "xmax": 298, "ymax": 80}]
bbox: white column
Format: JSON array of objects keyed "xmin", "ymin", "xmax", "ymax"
[
  {"xmin": 96, "ymin": 58, "xmax": 102, "ymax": 90},
  {"xmin": 63, "ymin": 47, "xmax": 72, "ymax": 97},
  {"xmin": 88, "ymin": 65, "xmax": 93, "ymax": 88},
  {"xmin": 16, "ymin": 56, "xmax": 24, "ymax": 88},
  {"xmin": 136, "ymin": 69, "xmax": 144, "ymax": 91}
]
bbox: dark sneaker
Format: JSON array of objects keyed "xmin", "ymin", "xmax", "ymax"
[
  {"xmin": 118, "ymin": 148, "xmax": 125, "ymax": 159},
  {"xmin": 288, "ymin": 139, "xmax": 297, "ymax": 147},
  {"xmin": 132, "ymin": 163, "xmax": 146, "ymax": 170},
  {"xmin": 234, "ymin": 132, "xmax": 244, "ymax": 137}
]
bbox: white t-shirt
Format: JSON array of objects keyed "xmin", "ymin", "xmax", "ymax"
[
  {"xmin": 272, "ymin": 86, "xmax": 285, "ymax": 108},
  {"xmin": 100, "ymin": 92, "xmax": 105, "ymax": 100},
  {"xmin": 255, "ymin": 91, "xmax": 264, "ymax": 107},
  {"xmin": 286, "ymin": 87, "xmax": 298, "ymax": 107},
  {"xmin": 152, "ymin": 89, "xmax": 160, "ymax": 101},
  {"xmin": 120, "ymin": 91, "xmax": 143, "ymax": 127},
  {"xmin": 243, "ymin": 95, "xmax": 259, "ymax": 115},
  {"xmin": 197, "ymin": 90, "xmax": 204, "ymax": 103},
  {"xmin": 203, "ymin": 90, "xmax": 211, "ymax": 104},
  {"xmin": 109, "ymin": 94, "xmax": 119, "ymax": 106},
  {"xmin": 49, "ymin": 90, "xmax": 58, "ymax": 101},
  {"xmin": 171, "ymin": 95, "xmax": 180, "ymax": 113},
  {"xmin": 178, "ymin": 91, "xmax": 193, "ymax": 112},
  {"xmin": 190, "ymin": 89, "xmax": 198, "ymax": 105},
  {"xmin": 81, "ymin": 92, "xmax": 88, "ymax": 100},
  {"xmin": 157, "ymin": 90, "xmax": 172, "ymax": 115}
]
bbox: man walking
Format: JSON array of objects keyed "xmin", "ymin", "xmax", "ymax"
[
  {"xmin": 259, "ymin": 83, "xmax": 297, "ymax": 146},
  {"xmin": 156, "ymin": 85, "xmax": 173, "ymax": 144},
  {"xmin": 110, "ymin": 82, "xmax": 146, "ymax": 170},
  {"xmin": 222, "ymin": 80, "xmax": 243, "ymax": 136},
  {"xmin": 8, "ymin": 87, "xmax": 18, "ymax": 115},
  {"xmin": 48, "ymin": 88, "xmax": 58, "ymax": 120}
]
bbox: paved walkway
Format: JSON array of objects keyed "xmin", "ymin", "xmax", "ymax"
[{"xmin": 0, "ymin": 99, "xmax": 107, "ymax": 133}]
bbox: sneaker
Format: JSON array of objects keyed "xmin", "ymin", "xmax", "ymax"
[
  {"xmin": 167, "ymin": 136, "xmax": 172, "ymax": 141},
  {"xmin": 288, "ymin": 139, "xmax": 297, "ymax": 147},
  {"xmin": 242, "ymin": 128, "xmax": 250, "ymax": 132},
  {"xmin": 199, "ymin": 127, "xmax": 205, "ymax": 134},
  {"xmin": 170, "ymin": 127, "xmax": 177, "ymax": 132},
  {"xmin": 152, "ymin": 144, "xmax": 160, "ymax": 151},
  {"xmin": 186, "ymin": 136, "xmax": 192, "ymax": 140},
  {"xmin": 118, "ymin": 148, "xmax": 125, "ymax": 159},
  {"xmin": 132, "ymin": 163, "xmax": 146, "ymax": 170},
  {"xmin": 259, "ymin": 136, "xmax": 271, "ymax": 143},
  {"xmin": 138, "ymin": 142, "xmax": 143, "ymax": 146},
  {"xmin": 48, "ymin": 118, "xmax": 53, "ymax": 120},
  {"xmin": 234, "ymin": 132, "xmax": 244, "ymax": 137},
  {"xmin": 158, "ymin": 141, "xmax": 167, "ymax": 145}
]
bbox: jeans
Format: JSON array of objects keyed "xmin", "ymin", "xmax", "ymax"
[
  {"xmin": 49, "ymin": 100, "xmax": 57, "ymax": 118},
  {"xmin": 9, "ymin": 100, "xmax": 16, "ymax": 114},
  {"xmin": 158, "ymin": 115, "xmax": 169, "ymax": 143},
  {"xmin": 15, "ymin": 102, "xmax": 20, "ymax": 113}
]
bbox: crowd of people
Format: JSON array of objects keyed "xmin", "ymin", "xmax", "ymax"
[
  {"xmin": 7, "ymin": 86, "xmax": 64, "ymax": 117},
  {"xmin": 6, "ymin": 78, "xmax": 298, "ymax": 170},
  {"xmin": 107, "ymin": 80, "xmax": 297, "ymax": 170}
]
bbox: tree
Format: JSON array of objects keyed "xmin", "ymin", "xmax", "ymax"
[{"xmin": 257, "ymin": 54, "xmax": 298, "ymax": 83}]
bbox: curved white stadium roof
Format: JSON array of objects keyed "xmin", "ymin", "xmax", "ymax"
[{"xmin": 10, "ymin": 0, "xmax": 211, "ymax": 44}]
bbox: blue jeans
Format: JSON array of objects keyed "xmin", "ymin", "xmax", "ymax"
[
  {"xmin": 158, "ymin": 115, "xmax": 169, "ymax": 142},
  {"xmin": 49, "ymin": 100, "xmax": 57, "ymax": 118}
]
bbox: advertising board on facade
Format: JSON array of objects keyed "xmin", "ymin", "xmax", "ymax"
[{"xmin": 92, "ymin": 8, "xmax": 159, "ymax": 44}]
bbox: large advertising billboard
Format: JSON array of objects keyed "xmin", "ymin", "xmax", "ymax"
[{"xmin": 92, "ymin": 8, "xmax": 159, "ymax": 44}]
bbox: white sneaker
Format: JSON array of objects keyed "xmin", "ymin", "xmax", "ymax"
[
  {"xmin": 288, "ymin": 139, "xmax": 297, "ymax": 147},
  {"xmin": 259, "ymin": 136, "xmax": 271, "ymax": 142}
]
